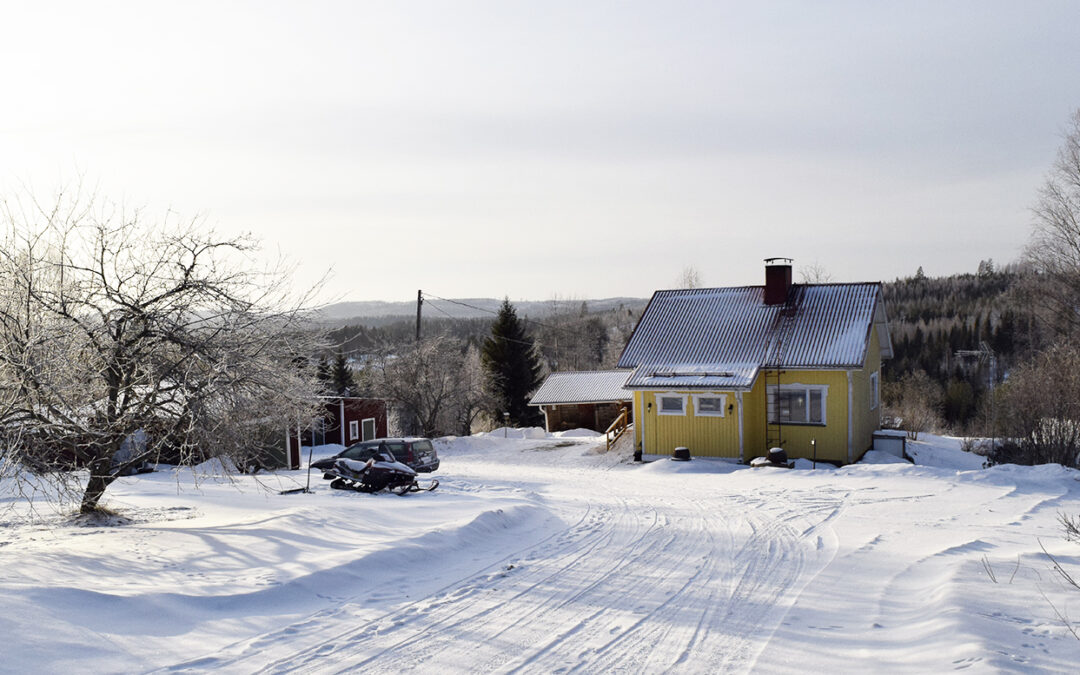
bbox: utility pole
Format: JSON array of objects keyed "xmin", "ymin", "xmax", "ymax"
[{"xmin": 416, "ymin": 289, "xmax": 423, "ymax": 342}]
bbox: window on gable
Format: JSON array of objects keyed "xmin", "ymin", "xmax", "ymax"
[
  {"xmin": 657, "ymin": 394, "xmax": 686, "ymax": 415},
  {"xmin": 694, "ymin": 394, "xmax": 726, "ymax": 417},
  {"xmin": 768, "ymin": 384, "xmax": 827, "ymax": 425}
]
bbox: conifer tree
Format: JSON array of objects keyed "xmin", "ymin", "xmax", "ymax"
[
  {"xmin": 481, "ymin": 299, "xmax": 543, "ymax": 426},
  {"xmin": 330, "ymin": 350, "xmax": 357, "ymax": 396}
]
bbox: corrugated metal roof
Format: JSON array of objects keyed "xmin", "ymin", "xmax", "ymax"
[
  {"xmin": 529, "ymin": 370, "xmax": 633, "ymax": 405},
  {"xmin": 625, "ymin": 362, "xmax": 759, "ymax": 390},
  {"xmin": 618, "ymin": 283, "xmax": 883, "ymax": 379}
]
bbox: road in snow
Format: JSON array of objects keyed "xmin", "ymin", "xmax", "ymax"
[{"xmin": 2, "ymin": 433, "xmax": 1079, "ymax": 673}]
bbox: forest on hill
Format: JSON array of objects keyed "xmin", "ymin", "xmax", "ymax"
[{"xmin": 882, "ymin": 261, "xmax": 1025, "ymax": 431}]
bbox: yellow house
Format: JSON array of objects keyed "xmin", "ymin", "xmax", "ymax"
[{"xmin": 618, "ymin": 259, "xmax": 892, "ymax": 464}]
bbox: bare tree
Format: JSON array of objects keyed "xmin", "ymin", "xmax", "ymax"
[
  {"xmin": 374, "ymin": 335, "xmax": 486, "ymax": 437},
  {"xmin": 535, "ymin": 297, "xmax": 608, "ymax": 373},
  {"xmin": 677, "ymin": 265, "xmax": 702, "ymax": 289},
  {"xmin": 882, "ymin": 370, "xmax": 942, "ymax": 440},
  {"xmin": 0, "ymin": 189, "xmax": 323, "ymax": 514},
  {"xmin": 798, "ymin": 261, "xmax": 834, "ymax": 284},
  {"xmin": 993, "ymin": 341, "xmax": 1080, "ymax": 467},
  {"xmin": 1024, "ymin": 109, "xmax": 1080, "ymax": 339}
]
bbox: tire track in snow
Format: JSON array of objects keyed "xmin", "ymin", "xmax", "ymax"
[
  {"xmin": 162, "ymin": 470, "xmax": 851, "ymax": 674},
  {"xmin": 298, "ymin": 495, "xmax": 670, "ymax": 673},
  {"xmin": 158, "ymin": 494, "xmax": 602, "ymax": 674}
]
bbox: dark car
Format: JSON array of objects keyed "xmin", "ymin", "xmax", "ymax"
[{"xmin": 311, "ymin": 437, "xmax": 440, "ymax": 475}]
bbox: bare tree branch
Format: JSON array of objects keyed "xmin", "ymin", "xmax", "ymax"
[{"xmin": 0, "ymin": 188, "xmax": 325, "ymax": 514}]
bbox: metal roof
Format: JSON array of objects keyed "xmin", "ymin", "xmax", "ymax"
[
  {"xmin": 529, "ymin": 370, "xmax": 633, "ymax": 405},
  {"xmin": 618, "ymin": 283, "xmax": 886, "ymax": 383}
]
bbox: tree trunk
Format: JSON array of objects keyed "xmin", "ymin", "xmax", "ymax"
[{"xmin": 80, "ymin": 458, "xmax": 116, "ymax": 514}]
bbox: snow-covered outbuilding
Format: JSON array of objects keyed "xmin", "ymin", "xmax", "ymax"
[
  {"xmin": 529, "ymin": 370, "xmax": 633, "ymax": 433},
  {"xmin": 618, "ymin": 258, "xmax": 893, "ymax": 464}
]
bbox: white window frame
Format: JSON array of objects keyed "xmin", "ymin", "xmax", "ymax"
[
  {"xmin": 349, "ymin": 419, "xmax": 359, "ymax": 441},
  {"xmin": 361, "ymin": 417, "xmax": 376, "ymax": 441},
  {"xmin": 767, "ymin": 383, "xmax": 828, "ymax": 425},
  {"xmin": 693, "ymin": 394, "xmax": 727, "ymax": 417},
  {"xmin": 656, "ymin": 393, "xmax": 688, "ymax": 416},
  {"xmin": 870, "ymin": 371, "xmax": 880, "ymax": 410}
]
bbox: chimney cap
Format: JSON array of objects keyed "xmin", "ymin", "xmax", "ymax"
[{"xmin": 764, "ymin": 257, "xmax": 793, "ymax": 266}]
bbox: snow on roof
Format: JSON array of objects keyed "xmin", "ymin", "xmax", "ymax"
[
  {"xmin": 625, "ymin": 362, "xmax": 760, "ymax": 390},
  {"xmin": 618, "ymin": 283, "xmax": 886, "ymax": 378},
  {"xmin": 529, "ymin": 370, "xmax": 632, "ymax": 406}
]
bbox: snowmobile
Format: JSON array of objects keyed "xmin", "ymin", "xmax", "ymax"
[{"xmin": 324, "ymin": 449, "xmax": 439, "ymax": 495}]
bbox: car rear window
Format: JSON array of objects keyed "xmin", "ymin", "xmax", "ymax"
[{"xmin": 411, "ymin": 440, "xmax": 434, "ymax": 454}]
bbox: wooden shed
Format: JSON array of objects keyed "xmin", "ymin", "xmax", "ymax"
[{"xmin": 529, "ymin": 371, "xmax": 633, "ymax": 433}]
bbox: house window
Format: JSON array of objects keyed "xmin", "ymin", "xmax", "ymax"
[
  {"xmin": 349, "ymin": 420, "xmax": 359, "ymax": 441},
  {"xmin": 870, "ymin": 371, "xmax": 880, "ymax": 410},
  {"xmin": 694, "ymin": 394, "xmax": 726, "ymax": 417},
  {"xmin": 657, "ymin": 393, "xmax": 687, "ymax": 415},
  {"xmin": 768, "ymin": 384, "xmax": 827, "ymax": 425}
]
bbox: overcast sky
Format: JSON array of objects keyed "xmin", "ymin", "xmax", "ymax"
[{"xmin": 2, "ymin": 1, "xmax": 1078, "ymax": 303}]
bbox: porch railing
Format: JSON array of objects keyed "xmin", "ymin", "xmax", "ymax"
[{"xmin": 605, "ymin": 406, "xmax": 630, "ymax": 452}]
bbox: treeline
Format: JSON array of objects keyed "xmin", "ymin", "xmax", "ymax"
[
  {"xmin": 882, "ymin": 261, "xmax": 1027, "ymax": 430},
  {"xmin": 319, "ymin": 300, "xmax": 643, "ymax": 436},
  {"xmin": 322, "ymin": 300, "xmax": 643, "ymax": 375}
]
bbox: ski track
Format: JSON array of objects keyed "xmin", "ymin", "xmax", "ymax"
[{"xmin": 162, "ymin": 468, "xmax": 850, "ymax": 675}]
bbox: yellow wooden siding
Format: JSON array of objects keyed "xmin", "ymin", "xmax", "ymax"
[
  {"xmin": 848, "ymin": 327, "xmax": 882, "ymax": 462},
  {"xmin": 631, "ymin": 327, "xmax": 885, "ymax": 463},
  {"xmin": 762, "ymin": 369, "xmax": 850, "ymax": 463},
  {"xmin": 741, "ymin": 376, "xmax": 766, "ymax": 457},
  {"xmin": 639, "ymin": 390, "xmax": 741, "ymax": 457}
]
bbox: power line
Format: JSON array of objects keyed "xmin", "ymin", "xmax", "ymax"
[
  {"xmin": 422, "ymin": 295, "xmax": 547, "ymax": 350},
  {"xmin": 421, "ymin": 290, "xmax": 601, "ymax": 333}
]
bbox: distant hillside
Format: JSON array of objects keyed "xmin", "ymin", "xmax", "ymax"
[{"xmin": 315, "ymin": 296, "xmax": 649, "ymax": 325}]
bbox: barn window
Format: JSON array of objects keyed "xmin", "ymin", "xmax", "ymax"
[
  {"xmin": 657, "ymin": 393, "xmax": 687, "ymax": 415},
  {"xmin": 767, "ymin": 384, "xmax": 827, "ymax": 425},
  {"xmin": 694, "ymin": 394, "xmax": 726, "ymax": 417},
  {"xmin": 349, "ymin": 420, "xmax": 359, "ymax": 441}
]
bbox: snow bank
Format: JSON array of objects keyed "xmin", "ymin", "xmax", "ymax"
[
  {"xmin": 638, "ymin": 456, "xmax": 743, "ymax": 474},
  {"xmin": 483, "ymin": 426, "xmax": 548, "ymax": 440},
  {"xmin": 791, "ymin": 458, "xmax": 838, "ymax": 470},
  {"xmin": 905, "ymin": 434, "xmax": 987, "ymax": 470},
  {"xmin": 192, "ymin": 456, "xmax": 238, "ymax": 475},
  {"xmin": 858, "ymin": 449, "xmax": 910, "ymax": 465},
  {"xmin": 555, "ymin": 428, "xmax": 602, "ymax": 438}
]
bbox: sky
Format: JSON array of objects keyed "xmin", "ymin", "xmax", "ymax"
[{"xmin": 1, "ymin": 1, "xmax": 1079, "ymax": 304}]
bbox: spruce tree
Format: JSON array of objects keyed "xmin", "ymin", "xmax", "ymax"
[
  {"xmin": 330, "ymin": 350, "xmax": 357, "ymax": 396},
  {"xmin": 481, "ymin": 299, "xmax": 543, "ymax": 426}
]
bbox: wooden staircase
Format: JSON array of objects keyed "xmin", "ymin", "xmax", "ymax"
[{"xmin": 605, "ymin": 406, "xmax": 631, "ymax": 452}]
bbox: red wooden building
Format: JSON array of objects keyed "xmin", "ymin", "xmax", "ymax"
[{"xmin": 286, "ymin": 397, "xmax": 388, "ymax": 469}]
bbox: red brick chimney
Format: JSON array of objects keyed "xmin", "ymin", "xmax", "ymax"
[{"xmin": 764, "ymin": 258, "xmax": 793, "ymax": 305}]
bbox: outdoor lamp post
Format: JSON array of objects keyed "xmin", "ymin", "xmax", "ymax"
[{"xmin": 503, "ymin": 411, "xmax": 510, "ymax": 437}]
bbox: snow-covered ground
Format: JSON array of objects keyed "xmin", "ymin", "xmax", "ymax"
[{"xmin": 2, "ymin": 432, "xmax": 1079, "ymax": 672}]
